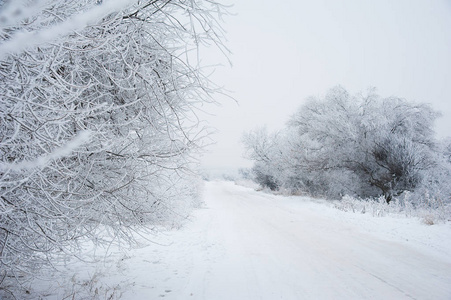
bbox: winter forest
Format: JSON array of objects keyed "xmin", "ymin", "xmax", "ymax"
[{"xmin": 1, "ymin": 0, "xmax": 450, "ymax": 299}]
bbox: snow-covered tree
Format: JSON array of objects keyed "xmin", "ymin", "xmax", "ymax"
[
  {"xmin": 245, "ymin": 87, "xmax": 445, "ymax": 203},
  {"xmin": 290, "ymin": 87, "xmax": 437, "ymax": 202},
  {"xmin": 288, "ymin": 87, "xmax": 439, "ymax": 202},
  {"xmin": 0, "ymin": 0, "xmax": 227, "ymax": 291},
  {"xmin": 242, "ymin": 127, "xmax": 284, "ymax": 190}
]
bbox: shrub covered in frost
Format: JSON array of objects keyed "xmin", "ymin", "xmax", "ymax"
[{"xmin": 0, "ymin": 0, "xmax": 227, "ymax": 295}]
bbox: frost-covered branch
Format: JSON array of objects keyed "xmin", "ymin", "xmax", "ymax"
[{"xmin": 0, "ymin": 0, "xmax": 227, "ymax": 295}]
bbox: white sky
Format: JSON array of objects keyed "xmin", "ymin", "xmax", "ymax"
[{"xmin": 199, "ymin": 0, "xmax": 451, "ymax": 170}]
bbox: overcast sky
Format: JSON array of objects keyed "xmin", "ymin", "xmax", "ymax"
[{"xmin": 199, "ymin": 0, "xmax": 451, "ymax": 171}]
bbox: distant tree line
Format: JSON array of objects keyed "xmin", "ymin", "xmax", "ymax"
[{"xmin": 243, "ymin": 87, "xmax": 451, "ymax": 205}]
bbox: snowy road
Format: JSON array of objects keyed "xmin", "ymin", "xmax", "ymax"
[{"xmin": 119, "ymin": 181, "xmax": 451, "ymax": 300}]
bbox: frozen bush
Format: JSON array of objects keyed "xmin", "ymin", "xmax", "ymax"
[{"xmin": 0, "ymin": 0, "xmax": 227, "ymax": 294}]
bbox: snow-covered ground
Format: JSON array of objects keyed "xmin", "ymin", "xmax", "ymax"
[{"xmin": 35, "ymin": 180, "xmax": 451, "ymax": 299}]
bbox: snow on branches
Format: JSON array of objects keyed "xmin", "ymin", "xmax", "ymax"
[
  {"xmin": 0, "ymin": 0, "xmax": 227, "ymax": 292},
  {"xmin": 243, "ymin": 87, "xmax": 451, "ymax": 207}
]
